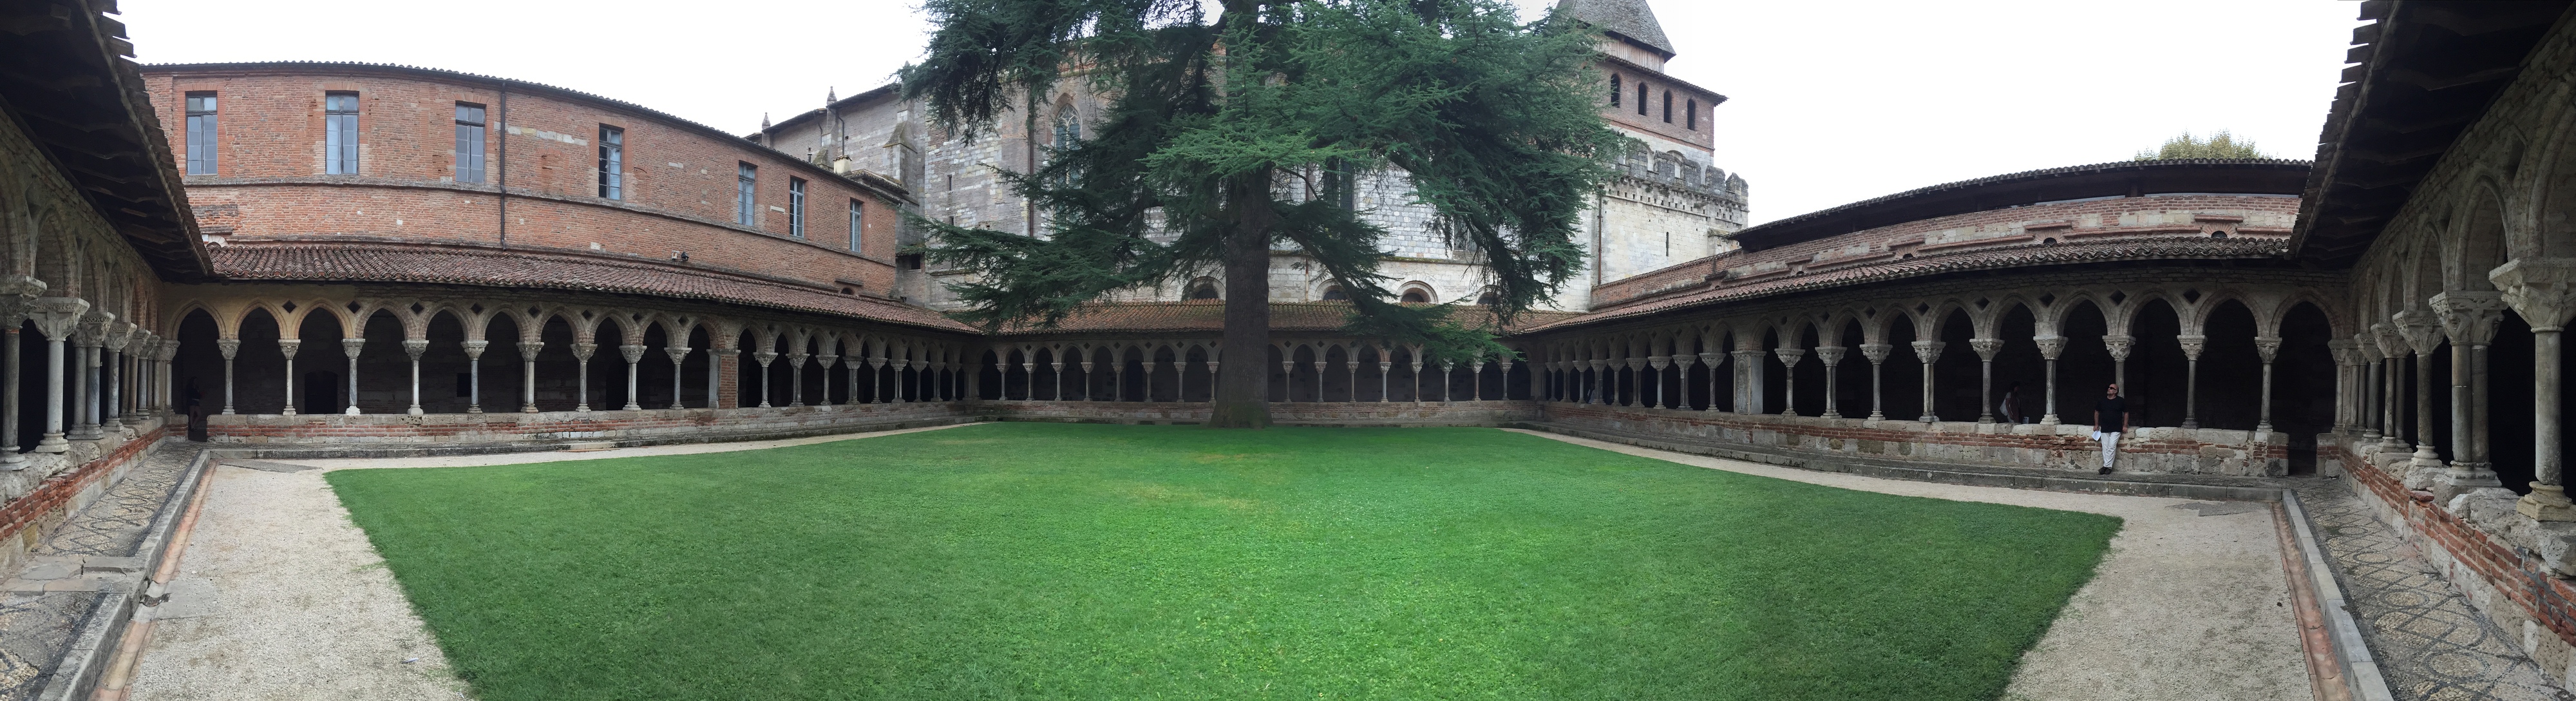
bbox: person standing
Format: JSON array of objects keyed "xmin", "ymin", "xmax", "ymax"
[
  {"xmin": 2091, "ymin": 383, "xmax": 2130, "ymax": 474},
  {"xmin": 1998, "ymin": 382, "xmax": 2022, "ymax": 425}
]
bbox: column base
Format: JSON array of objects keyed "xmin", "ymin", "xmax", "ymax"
[
  {"xmin": 522, "ymin": 405, "xmax": 539, "ymax": 413},
  {"xmin": 35, "ymin": 434, "xmax": 65, "ymax": 453},
  {"xmin": 623, "ymin": 403, "xmax": 643, "ymax": 411},
  {"xmin": 408, "ymin": 407, "xmax": 424, "ymax": 416},
  {"xmin": 2431, "ymin": 465, "xmax": 2505, "ymax": 503},
  {"xmin": 344, "ymin": 407, "xmax": 361, "ymax": 416},
  {"xmin": 2521, "ymin": 485, "xmax": 2576, "ymax": 521},
  {"xmin": 468, "ymin": 407, "xmax": 483, "ymax": 414},
  {"xmin": 2040, "ymin": 416, "xmax": 2060, "ymax": 426},
  {"xmin": 281, "ymin": 408, "xmax": 296, "ymax": 416}
]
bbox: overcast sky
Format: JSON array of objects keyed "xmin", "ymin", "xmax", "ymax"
[{"xmin": 120, "ymin": 0, "xmax": 2365, "ymax": 224}]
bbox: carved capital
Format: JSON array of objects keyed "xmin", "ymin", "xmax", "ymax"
[
  {"xmin": 571, "ymin": 342, "xmax": 599, "ymax": 362},
  {"xmin": 1909, "ymin": 340, "xmax": 1946, "ymax": 364},
  {"xmin": 2031, "ymin": 336, "xmax": 2065, "ymax": 360},
  {"xmin": 620, "ymin": 344, "xmax": 649, "ymax": 363},
  {"xmin": 1774, "ymin": 348, "xmax": 1807, "ymax": 365},
  {"xmin": 1813, "ymin": 345, "xmax": 1847, "ymax": 365},
  {"xmin": 2430, "ymin": 290, "xmax": 2508, "ymax": 347},
  {"xmin": 2493, "ymin": 257, "xmax": 2576, "ymax": 332},
  {"xmin": 2392, "ymin": 310, "xmax": 2444, "ymax": 356},
  {"xmin": 1857, "ymin": 343, "xmax": 1892, "ymax": 364},
  {"xmin": 2101, "ymin": 334, "xmax": 2134, "ymax": 361},
  {"xmin": 2175, "ymin": 334, "xmax": 2207, "ymax": 361},
  {"xmin": 2253, "ymin": 336, "xmax": 2282, "ymax": 363},
  {"xmin": 817, "ymin": 354, "xmax": 840, "ymax": 369},
  {"xmin": 2371, "ymin": 322, "xmax": 2409, "ymax": 360},
  {"xmin": 1697, "ymin": 352, "xmax": 1724, "ymax": 367},
  {"xmin": 785, "ymin": 351, "xmax": 810, "ymax": 367},
  {"xmin": 2326, "ymin": 339, "xmax": 2357, "ymax": 366},
  {"xmin": 1647, "ymin": 354, "xmax": 1671, "ymax": 370},
  {"xmin": 462, "ymin": 340, "xmax": 489, "ymax": 360},
  {"xmin": 101, "ymin": 322, "xmax": 135, "ymax": 353},
  {"xmin": 72, "ymin": 311, "xmax": 113, "ymax": 347},
  {"xmin": 0, "ymin": 274, "xmax": 47, "ymax": 325},
  {"xmin": 214, "ymin": 338, "xmax": 240, "ymax": 360},
  {"xmin": 1967, "ymin": 338, "xmax": 2003, "ymax": 361},
  {"xmin": 25, "ymin": 296, "xmax": 88, "ymax": 340},
  {"xmin": 402, "ymin": 339, "xmax": 431, "ymax": 360},
  {"xmin": 752, "ymin": 350, "xmax": 776, "ymax": 365},
  {"xmin": 341, "ymin": 338, "xmax": 366, "ymax": 358},
  {"xmin": 156, "ymin": 341, "xmax": 180, "ymax": 362},
  {"xmin": 276, "ymin": 338, "xmax": 302, "ymax": 360},
  {"xmin": 518, "ymin": 341, "xmax": 546, "ymax": 357}
]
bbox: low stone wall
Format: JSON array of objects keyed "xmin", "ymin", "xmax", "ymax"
[
  {"xmin": 0, "ymin": 419, "xmax": 169, "ymax": 575},
  {"xmin": 2332, "ymin": 434, "xmax": 2576, "ymax": 689},
  {"xmin": 1539, "ymin": 402, "xmax": 2293, "ymax": 477},
  {"xmin": 203, "ymin": 403, "xmax": 976, "ymax": 455},
  {"xmin": 978, "ymin": 400, "xmax": 1542, "ymax": 426}
]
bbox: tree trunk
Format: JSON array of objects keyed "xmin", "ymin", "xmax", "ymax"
[{"xmin": 1209, "ymin": 169, "xmax": 1274, "ymax": 428}]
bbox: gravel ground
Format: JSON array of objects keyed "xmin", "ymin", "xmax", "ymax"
[
  {"xmin": 128, "ymin": 423, "xmax": 2307, "ymax": 700},
  {"xmin": 1506, "ymin": 430, "xmax": 2311, "ymax": 701}
]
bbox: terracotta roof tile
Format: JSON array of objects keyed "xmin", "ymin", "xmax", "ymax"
[{"xmin": 210, "ymin": 242, "xmax": 978, "ymax": 332}]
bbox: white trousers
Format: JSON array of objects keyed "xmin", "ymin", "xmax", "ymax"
[{"xmin": 2099, "ymin": 431, "xmax": 2121, "ymax": 468}]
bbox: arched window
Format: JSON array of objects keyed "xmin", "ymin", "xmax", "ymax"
[
  {"xmin": 1636, "ymin": 83, "xmax": 1647, "ymax": 116},
  {"xmin": 1686, "ymin": 99, "xmax": 1697, "ymax": 130},
  {"xmin": 1609, "ymin": 74, "xmax": 1621, "ymax": 106},
  {"xmin": 1186, "ymin": 277, "xmax": 1220, "ymax": 300},
  {"xmin": 1399, "ymin": 284, "xmax": 1434, "ymax": 303},
  {"xmin": 1320, "ymin": 285, "xmax": 1349, "ymax": 301},
  {"xmin": 1475, "ymin": 291, "xmax": 1499, "ymax": 305},
  {"xmin": 1662, "ymin": 90, "xmax": 1673, "ymax": 123}
]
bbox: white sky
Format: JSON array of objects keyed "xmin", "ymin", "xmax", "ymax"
[{"xmin": 120, "ymin": 0, "xmax": 2365, "ymax": 225}]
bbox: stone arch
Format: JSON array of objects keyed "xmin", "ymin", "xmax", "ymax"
[{"xmin": 2454, "ymin": 184, "xmax": 2511, "ymax": 292}]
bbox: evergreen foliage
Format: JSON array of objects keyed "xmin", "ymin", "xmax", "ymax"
[
  {"xmin": 900, "ymin": 0, "xmax": 1627, "ymax": 426},
  {"xmin": 2134, "ymin": 130, "xmax": 2267, "ymax": 160}
]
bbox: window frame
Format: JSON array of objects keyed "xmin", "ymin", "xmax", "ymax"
[
  {"xmin": 453, "ymin": 102, "xmax": 487, "ymax": 183},
  {"xmin": 597, "ymin": 124, "xmax": 624, "ymax": 200},
  {"xmin": 1662, "ymin": 90, "xmax": 1672, "ymax": 123},
  {"xmin": 1609, "ymin": 74, "xmax": 1620, "ymax": 107},
  {"xmin": 1635, "ymin": 84, "xmax": 1647, "ymax": 116},
  {"xmin": 848, "ymin": 198, "xmax": 864, "ymax": 251},
  {"xmin": 787, "ymin": 177, "xmax": 807, "ymax": 238},
  {"xmin": 184, "ymin": 92, "xmax": 217, "ymax": 175},
  {"xmin": 324, "ymin": 91, "xmax": 360, "ymax": 175},
  {"xmin": 1686, "ymin": 99, "xmax": 1698, "ymax": 131},
  {"xmin": 735, "ymin": 162, "xmax": 758, "ymax": 227}
]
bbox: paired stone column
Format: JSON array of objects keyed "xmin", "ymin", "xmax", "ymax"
[
  {"xmin": 2176, "ymin": 334, "xmax": 2206, "ymax": 429},
  {"xmin": 2325, "ymin": 340, "xmax": 2358, "ymax": 432},
  {"xmin": 1776, "ymin": 347, "xmax": 1806, "ymax": 416},
  {"xmin": 2396, "ymin": 309, "xmax": 2446, "ymax": 474},
  {"xmin": 1814, "ymin": 346, "xmax": 1846, "ymax": 418},
  {"xmin": 463, "ymin": 340, "xmax": 488, "ymax": 413},
  {"xmin": 1859, "ymin": 343, "xmax": 1891, "ymax": 421},
  {"xmin": 2431, "ymin": 291, "xmax": 2505, "ymax": 499},
  {"xmin": 402, "ymin": 339, "xmax": 429, "ymax": 416},
  {"xmin": 518, "ymin": 341, "xmax": 544, "ymax": 412},
  {"xmin": 664, "ymin": 345, "xmax": 691, "ymax": 409},
  {"xmin": 752, "ymin": 349, "xmax": 777, "ymax": 408},
  {"xmin": 1910, "ymin": 340, "xmax": 1944, "ymax": 423},
  {"xmin": 28, "ymin": 298, "xmax": 86, "ymax": 452},
  {"xmin": 2033, "ymin": 335, "xmax": 2065, "ymax": 425},
  {"xmin": 277, "ymin": 339, "xmax": 302, "ymax": 415},
  {"xmin": 785, "ymin": 350, "xmax": 810, "ymax": 407},
  {"xmin": 620, "ymin": 344, "xmax": 649, "ymax": 410},
  {"xmin": 1645, "ymin": 354, "xmax": 1669, "ymax": 408},
  {"xmin": 71, "ymin": 313, "xmax": 105, "ymax": 440},
  {"xmin": 1969, "ymin": 338, "xmax": 2002, "ymax": 423},
  {"xmin": 2495, "ymin": 259, "xmax": 2576, "ymax": 520},
  {"xmin": 2372, "ymin": 322, "xmax": 2410, "ymax": 453},
  {"xmin": 341, "ymin": 338, "xmax": 366, "ymax": 415},
  {"xmin": 816, "ymin": 354, "xmax": 838, "ymax": 406}
]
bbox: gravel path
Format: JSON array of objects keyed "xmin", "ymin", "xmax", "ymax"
[{"xmin": 1506, "ymin": 429, "xmax": 2313, "ymax": 701}]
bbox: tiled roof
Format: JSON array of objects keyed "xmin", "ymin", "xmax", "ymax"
[
  {"xmin": 1558, "ymin": 0, "xmax": 1674, "ymax": 57},
  {"xmin": 1526, "ymin": 235, "xmax": 2297, "ymax": 332},
  {"xmin": 1730, "ymin": 159, "xmax": 2310, "ymax": 251},
  {"xmin": 998, "ymin": 301, "xmax": 1580, "ymax": 336},
  {"xmin": 209, "ymin": 242, "xmax": 977, "ymax": 332}
]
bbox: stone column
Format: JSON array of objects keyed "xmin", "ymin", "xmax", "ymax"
[
  {"xmin": 156, "ymin": 341, "xmax": 179, "ymax": 419},
  {"xmin": 2101, "ymin": 334, "xmax": 2134, "ymax": 396},
  {"xmin": 518, "ymin": 341, "xmax": 544, "ymax": 412},
  {"xmin": 403, "ymin": 338, "xmax": 430, "ymax": 416},
  {"xmin": 1075, "ymin": 354, "xmax": 1094, "ymax": 401},
  {"xmin": 1, "ymin": 326, "xmax": 16, "ymax": 467},
  {"xmin": 2033, "ymin": 336, "xmax": 2065, "ymax": 425},
  {"xmin": 751, "ymin": 349, "xmax": 776, "ymax": 408},
  {"xmin": 1859, "ymin": 343, "xmax": 1891, "ymax": 421},
  {"xmin": 1700, "ymin": 351, "xmax": 1723, "ymax": 412},
  {"xmin": 1499, "ymin": 356, "xmax": 1517, "ymax": 401},
  {"xmin": 1050, "ymin": 352, "xmax": 1065, "ymax": 401},
  {"xmin": 1412, "ymin": 352, "xmax": 1427, "ymax": 405},
  {"xmin": 1671, "ymin": 354, "xmax": 1697, "ymax": 409},
  {"xmin": 2373, "ymin": 323, "xmax": 2410, "ymax": 452},
  {"xmin": 785, "ymin": 350, "xmax": 809, "ymax": 407},
  {"xmin": 1814, "ymin": 346, "xmax": 1846, "ymax": 418},
  {"xmin": 2175, "ymin": 334, "xmax": 2206, "ymax": 429},
  {"xmin": 1440, "ymin": 361, "xmax": 1457, "ymax": 403},
  {"xmin": 1776, "ymin": 347, "xmax": 1807, "ymax": 416},
  {"xmin": 893, "ymin": 360, "xmax": 911, "ymax": 403},
  {"xmin": 663, "ymin": 346, "xmax": 691, "ymax": 409},
  {"xmin": 848, "ymin": 350, "xmax": 864, "ymax": 406},
  {"xmin": 1911, "ymin": 340, "xmax": 1944, "ymax": 423},
  {"xmin": 1469, "ymin": 357, "xmax": 1483, "ymax": 403},
  {"xmin": 2325, "ymin": 340, "xmax": 2356, "ymax": 432},
  {"xmin": 2431, "ymin": 291, "xmax": 2505, "ymax": 498},
  {"xmin": 1021, "ymin": 350, "xmax": 1039, "ymax": 401},
  {"xmin": 2496, "ymin": 260, "xmax": 2576, "ymax": 518},
  {"xmin": 71, "ymin": 314, "xmax": 103, "ymax": 440},
  {"xmin": 1969, "ymin": 338, "xmax": 2002, "ymax": 423},
  {"xmin": 815, "ymin": 354, "xmax": 838, "ymax": 406},
  {"xmin": 1278, "ymin": 353, "xmax": 1296, "ymax": 402},
  {"xmin": 2396, "ymin": 309, "xmax": 2445, "ymax": 474},
  {"xmin": 463, "ymin": 340, "xmax": 488, "ymax": 413},
  {"xmin": 869, "ymin": 355, "xmax": 888, "ymax": 403},
  {"xmin": 278, "ymin": 339, "xmax": 302, "ymax": 416},
  {"xmin": 1347, "ymin": 354, "xmax": 1362, "ymax": 403},
  {"xmin": 2354, "ymin": 336, "xmax": 2382, "ymax": 441},
  {"xmin": 620, "ymin": 344, "xmax": 649, "ymax": 410},
  {"xmin": 28, "ymin": 298, "xmax": 84, "ymax": 452},
  {"xmin": 1646, "ymin": 354, "xmax": 1669, "ymax": 408},
  {"xmin": 567, "ymin": 342, "xmax": 598, "ymax": 412},
  {"xmin": 341, "ymin": 337, "xmax": 366, "ymax": 415},
  {"xmin": 101, "ymin": 323, "xmax": 129, "ymax": 430},
  {"xmin": 1379, "ymin": 350, "xmax": 1393, "ymax": 403},
  {"xmin": 2253, "ymin": 336, "xmax": 2282, "ymax": 434}
]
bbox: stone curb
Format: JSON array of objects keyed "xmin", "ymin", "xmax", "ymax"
[
  {"xmin": 2282, "ymin": 490, "xmax": 2397, "ymax": 701},
  {"xmin": 34, "ymin": 445, "xmax": 210, "ymax": 701}
]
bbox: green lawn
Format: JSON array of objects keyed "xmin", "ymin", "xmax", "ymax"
[{"xmin": 327, "ymin": 423, "xmax": 2119, "ymax": 701}]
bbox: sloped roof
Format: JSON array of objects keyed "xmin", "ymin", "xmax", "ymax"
[
  {"xmin": 1729, "ymin": 159, "xmax": 2311, "ymax": 252},
  {"xmin": 996, "ymin": 301, "xmax": 1580, "ymax": 336},
  {"xmin": 5, "ymin": 1, "xmax": 213, "ymax": 282},
  {"xmin": 1558, "ymin": 0, "xmax": 1675, "ymax": 57}
]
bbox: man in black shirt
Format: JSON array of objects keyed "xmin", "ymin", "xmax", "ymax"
[{"xmin": 2092, "ymin": 383, "xmax": 2129, "ymax": 474}]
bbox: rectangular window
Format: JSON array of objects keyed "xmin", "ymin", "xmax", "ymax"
[
  {"xmin": 453, "ymin": 103, "xmax": 486, "ymax": 183},
  {"xmin": 325, "ymin": 92, "xmax": 359, "ymax": 174},
  {"xmin": 597, "ymin": 125, "xmax": 623, "ymax": 200},
  {"xmin": 860, "ymin": 197, "xmax": 881, "ymax": 253},
  {"xmin": 1686, "ymin": 99, "xmax": 1698, "ymax": 131},
  {"xmin": 788, "ymin": 177, "xmax": 807, "ymax": 238},
  {"xmin": 1609, "ymin": 75, "xmax": 1620, "ymax": 107},
  {"xmin": 1662, "ymin": 90, "xmax": 1672, "ymax": 123},
  {"xmin": 184, "ymin": 92, "xmax": 216, "ymax": 175},
  {"xmin": 1636, "ymin": 84, "xmax": 1647, "ymax": 116},
  {"xmin": 736, "ymin": 162, "xmax": 757, "ymax": 226}
]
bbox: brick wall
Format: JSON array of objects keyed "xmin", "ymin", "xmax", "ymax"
[
  {"xmin": 0, "ymin": 427, "xmax": 167, "ymax": 574},
  {"xmin": 142, "ymin": 66, "xmax": 904, "ymax": 296}
]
